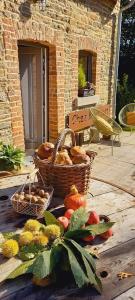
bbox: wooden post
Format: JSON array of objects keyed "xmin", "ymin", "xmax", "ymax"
[
  {"xmin": 75, "ymin": 133, "xmax": 80, "ymax": 145},
  {"xmin": 79, "ymin": 132, "xmax": 84, "ymax": 146}
]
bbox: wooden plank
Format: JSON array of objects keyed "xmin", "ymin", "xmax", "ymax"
[
  {"xmin": 87, "ymin": 189, "xmax": 135, "ymax": 216},
  {"xmin": 92, "ymin": 157, "xmax": 135, "ymax": 195},
  {"xmin": 89, "ymin": 179, "xmax": 118, "ymax": 196},
  {"xmin": 96, "ymin": 238, "xmax": 135, "ymax": 300},
  {"xmin": 0, "ymin": 175, "xmax": 28, "ymax": 190},
  {"xmin": 114, "ymin": 287, "xmax": 135, "ymax": 299}
]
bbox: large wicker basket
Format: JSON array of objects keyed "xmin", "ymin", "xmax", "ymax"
[{"xmin": 34, "ymin": 129, "xmax": 96, "ymax": 197}]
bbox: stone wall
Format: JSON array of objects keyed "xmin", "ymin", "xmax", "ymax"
[{"xmin": 0, "ymin": 0, "xmax": 120, "ymax": 148}]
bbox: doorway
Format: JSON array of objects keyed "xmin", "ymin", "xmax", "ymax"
[{"xmin": 18, "ymin": 44, "xmax": 48, "ymax": 150}]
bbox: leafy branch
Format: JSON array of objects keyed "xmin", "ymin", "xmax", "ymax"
[{"xmin": 6, "ymin": 209, "xmax": 114, "ymax": 292}]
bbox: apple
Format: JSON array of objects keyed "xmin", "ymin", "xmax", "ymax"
[
  {"xmin": 87, "ymin": 211, "xmax": 100, "ymax": 225},
  {"xmin": 64, "ymin": 209, "xmax": 74, "ymax": 219},
  {"xmin": 100, "ymin": 228, "xmax": 113, "ymax": 239},
  {"xmin": 83, "ymin": 235, "xmax": 95, "ymax": 242},
  {"xmin": 57, "ymin": 216, "xmax": 69, "ymax": 230}
]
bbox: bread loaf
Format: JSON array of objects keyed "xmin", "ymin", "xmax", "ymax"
[
  {"xmin": 70, "ymin": 146, "xmax": 86, "ymax": 156},
  {"xmin": 37, "ymin": 142, "xmax": 54, "ymax": 159},
  {"xmin": 55, "ymin": 150, "xmax": 73, "ymax": 165},
  {"xmin": 72, "ymin": 154, "xmax": 90, "ymax": 164}
]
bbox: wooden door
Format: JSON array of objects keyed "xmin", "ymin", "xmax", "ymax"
[{"xmin": 18, "ymin": 45, "xmax": 48, "ymax": 149}]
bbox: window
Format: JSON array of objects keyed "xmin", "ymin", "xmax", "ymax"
[
  {"xmin": 79, "ymin": 50, "xmax": 92, "ymax": 82},
  {"xmin": 78, "ymin": 50, "xmax": 96, "ymax": 97}
]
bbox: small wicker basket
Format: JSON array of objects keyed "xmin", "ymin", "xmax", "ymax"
[
  {"xmin": 34, "ymin": 128, "xmax": 96, "ymax": 197},
  {"xmin": 11, "ymin": 172, "xmax": 54, "ymax": 217}
]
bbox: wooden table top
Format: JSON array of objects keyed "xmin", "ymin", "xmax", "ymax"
[{"xmin": 0, "ymin": 179, "xmax": 135, "ymax": 300}]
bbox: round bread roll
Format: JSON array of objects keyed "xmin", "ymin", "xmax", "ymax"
[
  {"xmin": 37, "ymin": 142, "xmax": 54, "ymax": 159},
  {"xmin": 55, "ymin": 151, "xmax": 73, "ymax": 165},
  {"xmin": 70, "ymin": 146, "xmax": 86, "ymax": 156},
  {"xmin": 72, "ymin": 154, "xmax": 90, "ymax": 165},
  {"xmin": 61, "ymin": 146, "xmax": 71, "ymax": 154}
]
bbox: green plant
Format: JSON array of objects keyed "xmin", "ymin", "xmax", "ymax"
[
  {"xmin": 0, "ymin": 143, "xmax": 24, "ymax": 171},
  {"xmin": 116, "ymin": 74, "xmax": 135, "ymax": 118},
  {"xmin": 2, "ymin": 208, "xmax": 114, "ymax": 292},
  {"xmin": 78, "ymin": 63, "xmax": 86, "ymax": 89}
]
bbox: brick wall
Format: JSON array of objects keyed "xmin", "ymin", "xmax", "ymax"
[{"xmin": 0, "ymin": 0, "xmax": 120, "ymax": 148}]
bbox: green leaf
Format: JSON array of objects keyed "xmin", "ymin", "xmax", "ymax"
[
  {"xmin": 32, "ymin": 250, "xmax": 51, "ymax": 279},
  {"xmin": 50, "ymin": 244, "xmax": 62, "ymax": 270},
  {"xmin": 81, "ymin": 255, "xmax": 102, "ymax": 294},
  {"xmin": 69, "ymin": 207, "xmax": 89, "ymax": 231},
  {"xmin": 44, "ymin": 211, "xmax": 64, "ymax": 234},
  {"xmin": 65, "ymin": 238, "xmax": 96, "ymax": 272},
  {"xmin": 8, "ymin": 259, "xmax": 35, "ymax": 279},
  {"xmin": 64, "ymin": 239, "xmax": 102, "ymax": 293},
  {"xmin": 3, "ymin": 232, "xmax": 19, "ymax": 241},
  {"xmin": 19, "ymin": 252, "xmax": 35, "ymax": 261},
  {"xmin": 61, "ymin": 242, "xmax": 88, "ymax": 288},
  {"xmin": 95, "ymin": 274, "xmax": 102, "ymax": 293},
  {"xmin": 65, "ymin": 229, "xmax": 91, "ymax": 239},
  {"xmin": 86, "ymin": 222, "xmax": 115, "ymax": 235},
  {"xmin": 0, "ymin": 144, "xmax": 24, "ymax": 171},
  {"xmin": 65, "ymin": 222, "xmax": 114, "ymax": 239},
  {"xmin": 20, "ymin": 243, "xmax": 44, "ymax": 256},
  {"xmin": 44, "ymin": 211, "xmax": 58, "ymax": 226}
]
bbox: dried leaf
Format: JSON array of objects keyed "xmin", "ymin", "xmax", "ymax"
[
  {"xmin": 86, "ymin": 248, "xmax": 100, "ymax": 259},
  {"xmin": 117, "ymin": 272, "xmax": 135, "ymax": 280}
]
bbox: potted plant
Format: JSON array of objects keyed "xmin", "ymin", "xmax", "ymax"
[
  {"xmin": 0, "ymin": 142, "xmax": 24, "ymax": 172},
  {"xmin": 78, "ymin": 65, "xmax": 96, "ymax": 97},
  {"xmin": 78, "ymin": 63, "xmax": 87, "ymax": 97},
  {"xmin": 86, "ymin": 82, "xmax": 96, "ymax": 96}
]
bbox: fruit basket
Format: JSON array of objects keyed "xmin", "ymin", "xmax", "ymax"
[
  {"xmin": 34, "ymin": 128, "xmax": 97, "ymax": 197},
  {"xmin": 11, "ymin": 172, "xmax": 54, "ymax": 217}
]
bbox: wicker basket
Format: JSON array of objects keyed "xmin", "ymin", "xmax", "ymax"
[
  {"xmin": 11, "ymin": 173, "xmax": 54, "ymax": 217},
  {"xmin": 34, "ymin": 128, "xmax": 96, "ymax": 197}
]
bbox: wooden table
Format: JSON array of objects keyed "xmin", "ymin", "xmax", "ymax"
[{"xmin": 0, "ymin": 179, "xmax": 135, "ymax": 300}]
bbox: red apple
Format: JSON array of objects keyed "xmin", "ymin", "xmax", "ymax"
[
  {"xmin": 100, "ymin": 228, "xmax": 113, "ymax": 239},
  {"xmin": 64, "ymin": 209, "xmax": 74, "ymax": 219},
  {"xmin": 83, "ymin": 235, "xmax": 95, "ymax": 242},
  {"xmin": 87, "ymin": 211, "xmax": 100, "ymax": 225},
  {"xmin": 57, "ymin": 216, "xmax": 69, "ymax": 230}
]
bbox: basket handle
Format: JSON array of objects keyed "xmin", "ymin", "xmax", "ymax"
[{"xmin": 51, "ymin": 128, "xmax": 76, "ymax": 164}]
